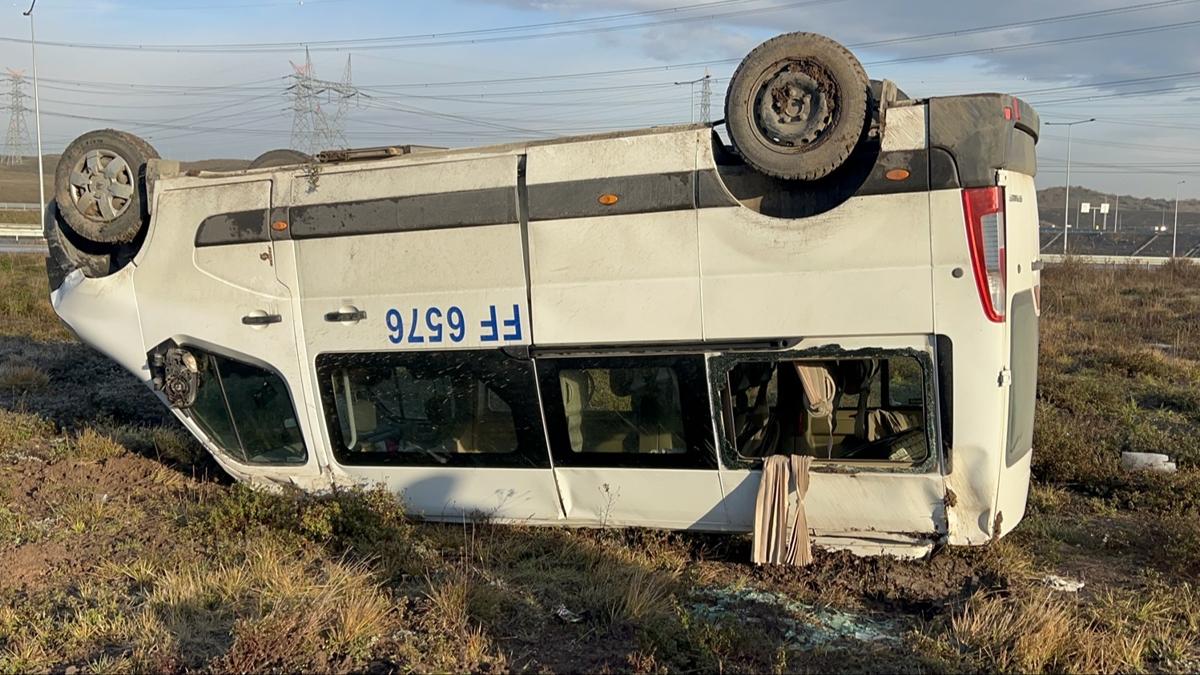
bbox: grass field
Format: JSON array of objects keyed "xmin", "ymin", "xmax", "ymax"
[
  {"xmin": 0, "ymin": 211, "xmax": 40, "ymax": 226},
  {"xmin": 0, "ymin": 160, "xmax": 54, "ymax": 206},
  {"xmin": 0, "ymin": 253, "xmax": 1198, "ymax": 672}
]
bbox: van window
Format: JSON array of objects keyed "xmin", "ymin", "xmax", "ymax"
[
  {"xmin": 187, "ymin": 353, "xmax": 307, "ymax": 465},
  {"xmin": 718, "ymin": 355, "xmax": 930, "ymax": 467},
  {"xmin": 537, "ymin": 355, "xmax": 716, "ymax": 469},
  {"xmin": 316, "ymin": 351, "xmax": 549, "ymax": 468}
]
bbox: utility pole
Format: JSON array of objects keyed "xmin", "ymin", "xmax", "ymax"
[
  {"xmin": 23, "ymin": 0, "xmax": 45, "ymax": 223},
  {"xmin": 1045, "ymin": 118, "xmax": 1095, "ymax": 255},
  {"xmin": 1, "ymin": 69, "xmax": 32, "ymax": 166},
  {"xmin": 674, "ymin": 72, "xmax": 711, "ymax": 124},
  {"xmin": 1114, "ymin": 194, "xmax": 1120, "ymax": 232},
  {"xmin": 288, "ymin": 48, "xmax": 358, "ymax": 155},
  {"xmin": 1174, "ymin": 179, "xmax": 1186, "ymax": 258}
]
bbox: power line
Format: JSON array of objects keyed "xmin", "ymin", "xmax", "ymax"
[
  {"xmin": 353, "ymin": 17, "xmax": 1200, "ymax": 90},
  {"xmin": 850, "ymin": 0, "xmax": 1200, "ymax": 49},
  {"xmin": 1013, "ymin": 71, "xmax": 1200, "ymax": 96},
  {"xmin": 0, "ymin": 0, "xmax": 844, "ymax": 53}
]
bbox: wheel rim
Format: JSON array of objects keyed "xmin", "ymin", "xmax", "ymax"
[
  {"xmin": 749, "ymin": 59, "xmax": 840, "ymax": 153},
  {"xmin": 68, "ymin": 149, "xmax": 135, "ymax": 222}
]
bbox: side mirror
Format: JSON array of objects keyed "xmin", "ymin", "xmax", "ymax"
[{"xmin": 150, "ymin": 345, "xmax": 200, "ymax": 408}]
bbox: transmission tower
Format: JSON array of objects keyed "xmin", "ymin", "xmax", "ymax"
[
  {"xmin": 287, "ymin": 49, "xmax": 359, "ymax": 154},
  {"xmin": 699, "ymin": 68, "xmax": 711, "ymax": 124},
  {"xmin": 2, "ymin": 69, "xmax": 33, "ymax": 166}
]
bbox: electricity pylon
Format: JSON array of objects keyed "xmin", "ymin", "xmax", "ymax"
[
  {"xmin": 2, "ymin": 69, "xmax": 33, "ymax": 166},
  {"xmin": 288, "ymin": 49, "xmax": 359, "ymax": 154}
]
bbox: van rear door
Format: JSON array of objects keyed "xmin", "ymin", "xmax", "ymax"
[{"xmin": 995, "ymin": 168, "xmax": 1039, "ymax": 532}]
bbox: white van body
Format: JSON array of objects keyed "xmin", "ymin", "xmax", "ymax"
[{"xmin": 49, "ymin": 93, "xmax": 1041, "ymax": 557}]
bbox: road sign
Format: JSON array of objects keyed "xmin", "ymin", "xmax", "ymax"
[
  {"xmin": 1081, "ymin": 202, "xmax": 1091, "ymax": 213},
  {"xmin": 1100, "ymin": 203, "xmax": 1110, "ymax": 214}
]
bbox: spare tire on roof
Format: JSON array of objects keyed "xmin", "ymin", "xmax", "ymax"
[
  {"xmin": 54, "ymin": 129, "xmax": 158, "ymax": 245},
  {"xmin": 724, "ymin": 32, "xmax": 871, "ymax": 181}
]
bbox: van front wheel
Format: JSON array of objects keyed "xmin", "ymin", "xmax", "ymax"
[
  {"xmin": 54, "ymin": 129, "xmax": 159, "ymax": 244},
  {"xmin": 725, "ymin": 32, "xmax": 870, "ymax": 181}
]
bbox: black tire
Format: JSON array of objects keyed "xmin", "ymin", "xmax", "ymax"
[
  {"xmin": 725, "ymin": 32, "xmax": 870, "ymax": 181},
  {"xmin": 54, "ymin": 129, "xmax": 159, "ymax": 244},
  {"xmin": 248, "ymin": 148, "xmax": 312, "ymax": 169},
  {"xmin": 44, "ymin": 199, "xmax": 114, "ymax": 286}
]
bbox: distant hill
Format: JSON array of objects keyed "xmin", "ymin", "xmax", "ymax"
[{"xmin": 1036, "ymin": 186, "xmax": 1200, "ymax": 233}]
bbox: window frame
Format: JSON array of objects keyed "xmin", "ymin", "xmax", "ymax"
[
  {"xmin": 708, "ymin": 349, "xmax": 940, "ymax": 474},
  {"xmin": 183, "ymin": 350, "xmax": 309, "ymax": 466},
  {"xmin": 315, "ymin": 349, "xmax": 551, "ymax": 469},
  {"xmin": 535, "ymin": 353, "xmax": 718, "ymax": 469}
]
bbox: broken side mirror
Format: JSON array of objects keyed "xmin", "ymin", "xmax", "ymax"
[{"xmin": 149, "ymin": 344, "xmax": 200, "ymax": 408}]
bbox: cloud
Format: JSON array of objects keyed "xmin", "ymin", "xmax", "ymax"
[{"xmin": 473, "ymin": 0, "xmax": 1200, "ymax": 90}]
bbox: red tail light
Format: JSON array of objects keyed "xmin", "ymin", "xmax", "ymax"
[{"xmin": 962, "ymin": 187, "xmax": 1006, "ymax": 323}]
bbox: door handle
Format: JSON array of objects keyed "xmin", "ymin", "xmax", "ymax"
[
  {"xmin": 324, "ymin": 306, "xmax": 367, "ymax": 323},
  {"xmin": 242, "ymin": 312, "xmax": 282, "ymax": 326}
]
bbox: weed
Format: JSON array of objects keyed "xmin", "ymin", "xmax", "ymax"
[
  {"xmin": 0, "ymin": 362, "xmax": 49, "ymax": 391},
  {"xmin": 71, "ymin": 428, "xmax": 126, "ymax": 461}
]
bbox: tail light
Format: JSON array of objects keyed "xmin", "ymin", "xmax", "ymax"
[{"xmin": 962, "ymin": 187, "xmax": 1006, "ymax": 323}]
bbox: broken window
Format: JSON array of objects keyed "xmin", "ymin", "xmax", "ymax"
[
  {"xmin": 538, "ymin": 355, "xmax": 717, "ymax": 469},
  {"xmin": 316, "ymin": 351, "xmax": 549, "ymax": 468},
  {"xmin": 720, "ymin": 355, "xmax": 930, "ymax": 466},
  {"xmin": 187, "ymin": 353, "xmax": 307, "ymax": 465}
]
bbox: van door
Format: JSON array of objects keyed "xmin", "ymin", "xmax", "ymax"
[
  {"xmin": 288, "ymin": 154, "xmax": 564, "ymax": 524},
  {"xmin": 135, "ymin": 177, "xmax": 320, "ymax": 483},
  {"xmin": 995, "ymin": 169, "xmax": 1039, "ymax": 530},
  {"xmin": 712, "ymin": 338, "xmax": 948, "ymax": 550},
  {"xmin": 535, "ymin": 353, "xmax": 729, "ymax": 530}
]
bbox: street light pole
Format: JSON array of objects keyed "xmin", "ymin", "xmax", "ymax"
[
  {"xmin": 1174, "ymin": 179, "xmax": 1186, "ymax": 258},
  {"xmin": 23, "ymin": 0, "xmax": 45, "ymax": 228},
  {"xmin": 1045, "ymin": 118, "xmax": 1095, "ymax": 255},
  {"xmin": 673, "ymin": 75, "xmax": 705, "ymax": 123}
]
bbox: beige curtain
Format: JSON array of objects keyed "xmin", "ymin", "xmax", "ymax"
[
  {"xmin": 751, "ymin": 454, "xmax": 814, "ymax": 566},
  {"xmin": 794, "ymin": 364, "xmax": 836, "ymax": 418}
]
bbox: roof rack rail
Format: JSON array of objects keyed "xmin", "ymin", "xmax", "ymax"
[{"xmin": 315, "ymin": 144, "xmax": 447, "ymax": 163}]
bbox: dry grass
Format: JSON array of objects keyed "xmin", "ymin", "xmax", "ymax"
[
  {"xmin": 943, "ymin": 591, "xmax": 1103, "ymax": 672},
  {"xmin": 2, "ymin": 255, "xmax": 1200, "ymax": 672},
  {"xmin": 0, "ymin": 255, "xmax": 70, "ymax": 341},
  {"xmin": 0, "ymin": 210, "xmax": 39, "ymax": 225},
  {"xmin": 0, "ymin": 408, "xmax": 60, "ymax": 461},
  {"xmin": 71, "ymin": 428, "xmax": 126, "ymax": 461},
  {"xmin": 2, "ymin": 542, "xmax": 397, "ymax": 672},
  {"xmin": 0, "ymin": 362, "xmax": 48, "ymax": 392}
]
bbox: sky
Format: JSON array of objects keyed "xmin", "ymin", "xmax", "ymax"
[{"xmin": 1, "ymin": 0, "xmax": 1198, "ymax": 199}]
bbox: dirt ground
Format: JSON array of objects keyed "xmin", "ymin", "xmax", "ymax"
[{"xmin": 0, "ymin": 252, "xmax": 1198, "ymax": 673}]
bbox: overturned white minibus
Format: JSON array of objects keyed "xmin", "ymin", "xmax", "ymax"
[{"xmin": 46, "ymin": 33, "xmax": 1040, "ymax": 557}]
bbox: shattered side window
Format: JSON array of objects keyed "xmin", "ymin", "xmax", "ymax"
[
  {"xmin": 186, "ymin": 353, "xmax": 307, "ymax": 465},
  {"xmin": 316, "ymin": 350, "xmax": 550, "ymax": 469},
  {"xmin": 723, "ymin": 356, "xmax": 930, "ymax": 466}
]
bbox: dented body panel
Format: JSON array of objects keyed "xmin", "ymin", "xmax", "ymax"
[{"xmin": 47, "ymin": 93, "xmax": 1040, "ymax": 556}]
